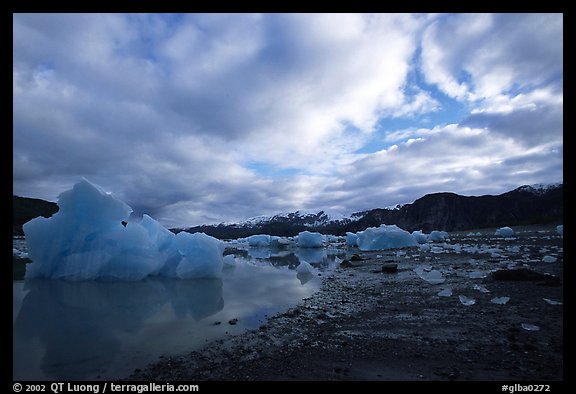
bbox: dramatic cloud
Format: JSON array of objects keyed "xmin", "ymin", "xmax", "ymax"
[{"xmin": 13, "ymin": 13, "xmax": 563, "ymax": 227}]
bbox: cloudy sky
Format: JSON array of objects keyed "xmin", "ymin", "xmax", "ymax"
[{"xmin": 13, "ymin": 13, "xmax": 563, "ymax": 228}]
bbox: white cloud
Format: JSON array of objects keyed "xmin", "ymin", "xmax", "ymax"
[
  {"xmin": 13, "ymin": 13, "xmax": 563, "ymax": 227},
  {"xmin": 421, "ymin": 13, "xmax": 563, "ymax": 102}
]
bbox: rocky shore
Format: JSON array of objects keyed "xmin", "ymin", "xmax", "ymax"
[{"xmin": 130, "ymin": 226, "xmax": 563, "ymax": 381}]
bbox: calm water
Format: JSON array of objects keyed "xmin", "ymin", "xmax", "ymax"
[{"xmin": 13, "ymin": 246, "xmax": 345, "ymax": 381}]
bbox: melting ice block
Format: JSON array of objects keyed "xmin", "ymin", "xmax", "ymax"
[
  {"xmin": 296, "ymin": 231, "xmax": 324, "ymax": 248},
  {"xmin": 458, "ymin": 295, "xmax": 476, "ymax": 306},
  {"xmin": 495, "ymin": 227, "xmax": 515, "ymax": 238},
  {"xmin": 357, "ymin": 224, "xmax": 417, "ymax": 251},
  {"xmin": 345, "ymin": 232, "xmax": 358, "ymax": 247},
  {"xmin": 248, "ymin": 234, "xmax": 272, "ymax": 247},
  {"xmin": 23, "ymin": 179, "xmax": 224, "ymax": 281},
  {"xmin": 428, "ymin": 230, "xmax": 448, "ymax": 242},
  {"xmin": 414, "ymin": 267, "xmax": 445, "ymax": 284},
  {"xmin": 411, "ymin": 230, "xmax": 429, "ymax": 244}
]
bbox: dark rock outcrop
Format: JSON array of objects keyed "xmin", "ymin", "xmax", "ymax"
[{"xmin": 13, "ymin": 196, "xmax": 58, "ymax": 236}]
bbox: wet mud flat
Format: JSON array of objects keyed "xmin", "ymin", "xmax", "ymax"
[{"xmin": 130, "ymin": 226, "xmax": 563, "ymax": 381}]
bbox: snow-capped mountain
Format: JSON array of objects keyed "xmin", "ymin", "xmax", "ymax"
[
  {"xmin": 174, "ymin": 183, "xmax": 562, "ymax": 239},
  {"xmin": 517, "ymin": 182, "xmax": 563, "ymax": 195},
  {"xmin": 234, "ymin": 210, "xmax": 356, "ymax": 228}
]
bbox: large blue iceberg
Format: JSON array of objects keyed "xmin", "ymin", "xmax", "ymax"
[{"xmin": 23, "ymin": 179, "xmax": 224, "ymax": 281}]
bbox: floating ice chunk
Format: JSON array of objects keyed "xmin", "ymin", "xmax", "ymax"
[
  {"xmin": 223, "ymin": 255, "xmax": 237, "ymax": 267},
  {"xmin": 296, "ymin": 260, "xmax": 314, "ymax": 274},
  {"xmin": 173, "ymin": 232, "xmax": 225, "ymax": 279},
  {"xmin": 270, "ymin": 236, "xmax": 292, "ymax": 248},
  {"xmin": 248, "ymin": 234, "xmax": 271, "ymax": 247},
  {"xmin": 450, "ymin": 244, "xmax": 462, "ymax": 253},
  {"xmin": 521, "ymin": 323, "xmax": 540, "ymax": 331},
  {"xmin": 458, "ymin": 295, "xmax": 476, "ymax": 306},
  {"xmin": 491, "ymin": 296, "xmax": 510, "ymax": 305},
  {"xmin": 507, "ymin": 245, "xmax": 520, "ymax": 253},
  {"xmin": 466, "ymin": 232, "xmax": 482, "ymax": 236},
  {"xmin": 325, "ymin": 235, "xmax": 342, "ymax": 244},
  {"xmin": 543, "ymin": 298, "xmax": 562, "ymax": 305},
  {"xmin": 420, "ymin": 244, "xmax": 431, "ymax": 252},
  {"xmin": 412, "ymin": 230, "xmax": 429, "ymax": 244},
  {"xmin": 428, "ymin": 230, "xmax": 448, "ymax": 242},
  {"xmin": 469, "ymin": 271, "xmax": 487, "ymax": 279},
  {"xmin": 357, "ymin": 225, "xmax": 417, "ymax": 251},
  {"xmin": 473, "ymin": 284, "xmax": 491, "ymax": 293},
  {"xmin": 495, "ymin": 227, "xmax": 514, "ymax": 238},
  {"xmin": 414, "ymin": 267, "xmax": 445, "ymax": 284},
  {"xmin": 296, "ymin": 231, "xmax": 324, "ymax": 248},
  {"xmin": 437, "ymin": 288, "xmax": 453, "ymax": 297},
  {"xmin": 542, "ymin": 255, "xmax": 557, "ymax": 263},
  {"xmin": 431, "ymin": 246, "xmax": 444, "ymax": 254},
  {"xmin": 556, "ymin": 225, "xmax": 563, "ymax": 236},
  {"xmin": 23, "ymin": 179, "xmax": 225, "ymax": 281},
  {"xmin": 345, "ymin": 232, "xmax": 358, "ymax": 247}
]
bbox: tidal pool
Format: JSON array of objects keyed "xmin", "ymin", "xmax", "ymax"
[{"xmin": 13, "ymin": 248, "xmax": 344, "ymax": 380}]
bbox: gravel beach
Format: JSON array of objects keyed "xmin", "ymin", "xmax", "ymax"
[{"xmin": 131, "ymin": 226, "xmax": 563, "ymax": 381}]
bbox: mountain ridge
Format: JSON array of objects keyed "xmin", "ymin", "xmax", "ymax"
[
  {"xmin": 176, "ymin": 183, "xmax": 563, "ymax": 238},
  {"xmin": 13, "ymin": 183, "xmax": 563, "ymax": 238}
]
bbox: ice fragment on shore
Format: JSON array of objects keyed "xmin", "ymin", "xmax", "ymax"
[
  {"xmin": 473, "ymin": 284, "xmax": 490, "ymax": 293},
  {"xmin": 490, "ymin": 296, "xmax": 510, "ymax": 305},
  {"xmin": 521, "ymin": 323, "xmax": 540, "ymax": 331},
  {"xmin": 469, "ymin": 271, "xmax": 487, "ymax": 279},
  {"xmin": 543, "ymin": 298, "xmax": 562, "ymax": 305},
  {"xmin": 411, "ymin": 230, "xmax": 429, "ymax": 244},
  {"xmin": 458, "ymin": 295, "xmax": 476, "ymax": 306},
  {"xmin": 428, "ymin": 230, "xmax": 448, "ymax": 242},
  {"xmin": 495, "ymin": 227, "xmax": 514, "ymax": 238},
  {"xmin": 414, "ymin": 267, "xmax": 445, "ymax": 284},
  {"xmin": 542, "ymin": 255, "xmax": 557, "ymax": 263},
  {"xmin": 556, "ymin": 225, "xmax": 563, "ymax": 236},
  {"xmin": 437, "ymin": 288, "xmax": 452, "ymax": 297}
]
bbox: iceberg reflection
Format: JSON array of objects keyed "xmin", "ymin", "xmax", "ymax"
[{"xmin": 13, "ymin": 278, "xmax": 223, "ymax": 380}]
